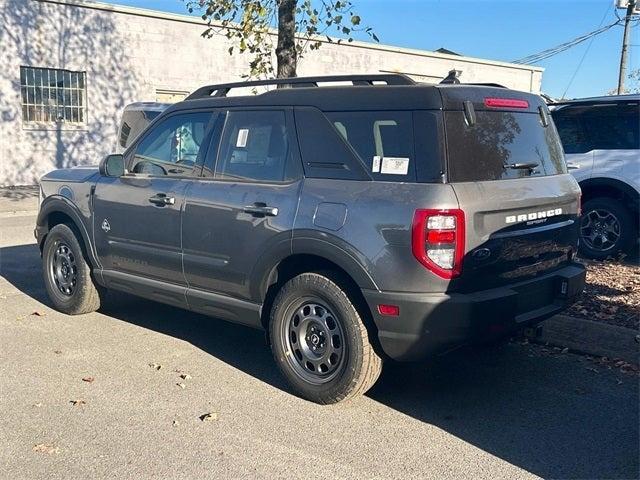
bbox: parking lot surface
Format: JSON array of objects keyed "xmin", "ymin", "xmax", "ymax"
[{"xmin": 1, "ymin": 214, "xmax": 638, "ymax": 479}]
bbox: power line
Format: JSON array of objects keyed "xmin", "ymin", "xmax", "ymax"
[
  {"xmin": 513, "ymin": 19, "xmax": 623, "ymax": 64},
  {"xmin": 562, "ymin": 2, "xmax": 613, "ymax": 98}
]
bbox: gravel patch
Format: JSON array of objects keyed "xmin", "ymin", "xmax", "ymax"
[{"xmin": 567, "ymin": 258, "xmax": 639, "ymax": 331}]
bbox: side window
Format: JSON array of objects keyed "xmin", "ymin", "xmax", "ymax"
[
  {"xmin": 582, "ymin": 103, "xmax": 639, "ymax": 150},
  {"xmin": 325, "ymin": 111, "xmax": 416, "ymax": 181},
  {"xmin": 130, "ymin": 112, "xmax": 212, "ymax": 176},
  {"xmin": 551, "ymin": 111, "xmax": 591, "ymax": 154},
  {"xmin": 214, "ymin": 110, "xmax": 293, "ymax": 182}
]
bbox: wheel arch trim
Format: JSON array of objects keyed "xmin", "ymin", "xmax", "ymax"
[
  {"xmin": 36, "ymin": 195, "xmax": 102, "ymax": 270},
  {"xmin": 579, "ymin": 177, "xmax": 639, "ymax": 211}
]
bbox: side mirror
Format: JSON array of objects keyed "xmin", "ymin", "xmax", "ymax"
[{"xmin": 99, "ymin": 154, "xmax": 125, "ymax": 177}]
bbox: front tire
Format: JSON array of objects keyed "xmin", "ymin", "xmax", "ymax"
[
  {"xmin": 42, "ymin": 224, "xmax": 103, "ymax": 315},
  {"xmin": 269, "ymin": 273, "xmax": 382, "ymax": 404},
  {"xmin": 579, "ymin": 197, "xmax": 635, "ymax": 260}
]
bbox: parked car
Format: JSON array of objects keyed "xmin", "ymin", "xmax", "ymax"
[
  {"xmin": 116, "ymin": 102, "xmax": 170, "ymax": 153},
  {"xmin": 549, "ymin": 95, "xmax": 639, "ymax": 259},
  {"xmin": 35, "ymin": 74, "xmax": 586, "ymax": 404}
]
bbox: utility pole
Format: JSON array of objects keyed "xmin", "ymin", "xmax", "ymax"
[{"xmin": 617, "ymin": 0, "xmax": 637, "ymax": 94}]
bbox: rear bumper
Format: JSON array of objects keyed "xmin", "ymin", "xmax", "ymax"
[{"xmin": 363, "ymin": 263, "xmax": 586, "ymax": 361}]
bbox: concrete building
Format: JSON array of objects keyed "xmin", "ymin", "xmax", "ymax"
[{"xmin": 0, "ymin": 0, "xmax": 544, "ymax": 186}]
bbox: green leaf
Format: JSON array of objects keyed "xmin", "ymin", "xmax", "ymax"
[
  {"xmin": 350, "ymin": 15, "xmax": 360, "ymax": 25},
  {"xmin": 372, "ymin": 32, "xmax": 379, "ymax": 42}
]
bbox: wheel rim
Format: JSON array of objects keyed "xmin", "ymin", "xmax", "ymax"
[
  {"xmin": 281, "ymin": 301, "xmax": 346, "ymax": 385},
  {"xmin": 49, "ymin": 240, "xmax": 77, "ymax": 296},
  {"xmin": 580, "ymin": 208, "xmax": 621, "ymax": 253}
]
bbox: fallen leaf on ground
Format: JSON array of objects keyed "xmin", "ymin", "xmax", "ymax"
[
  {"xmin": 69, "ymin": 399, "xmax": 86, "ymax": 406},
  {"xmin": 148, "ymin": 363, "xmax": 162, "ymax": 370},
  {"xmin": 200, "ymin": 412, "xmax": 218, "ymax": 422},
  {"xmin": 31, "ymin": 311, "xmax": 46, "ymax": 317},
  {"xmin": 179, "ymin": 373, "xmax": 192, "ymax": 380},
  {"xmin": 53, "ymin": 350, "xmax": 62, "ymax": 355},
  {"xmin": 82, "ymin": 377, "xmax": 95, "ymax": 383},
  {"xmin": 176, "ymin": 382, "xmax": 186, "ymax": 389},
  {"xmin": 33, "ymin": 443, "xmax": 59, "ymax": 455}
]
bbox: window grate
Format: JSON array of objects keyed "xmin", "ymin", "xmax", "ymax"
[{"xmin": 20, "ymin": 66, "xmax": 86, "ymax": 124}]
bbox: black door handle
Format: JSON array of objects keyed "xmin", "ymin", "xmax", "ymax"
[
  {"xmin": 243, "ymin": 204, "xmax": 279, "ymax": 217},
  {"xmin": 148, "ymin": 193, "xmax": 175, "ymax": 206}
]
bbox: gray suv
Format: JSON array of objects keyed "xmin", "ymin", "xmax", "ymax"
[{"xmin": 36, "ymin": 74, "xmax": 586, "ymax": 404}]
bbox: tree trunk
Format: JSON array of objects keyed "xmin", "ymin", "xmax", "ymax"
[{"xmin": 276, "ymin": 0, "xmax": 297, "ymax": 78}]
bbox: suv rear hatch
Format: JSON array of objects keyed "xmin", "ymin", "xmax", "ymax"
[{"xmin": 439, "ymin": 86, "xmax": 580, "ymax": 292}]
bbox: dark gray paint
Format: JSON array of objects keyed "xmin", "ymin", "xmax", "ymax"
[{"xmin": 35, "ymin": 80, "xmax": 585, "ymax": 360}]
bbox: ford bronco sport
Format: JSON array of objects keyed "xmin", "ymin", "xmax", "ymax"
[{"xmin": 36, "ymin": 74, "xmax": 586, "ymax": 404}]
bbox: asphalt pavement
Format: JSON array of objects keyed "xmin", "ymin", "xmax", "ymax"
[{"xmin": 1, "ymin": 213, "xmax": 638, "ymax": 479}]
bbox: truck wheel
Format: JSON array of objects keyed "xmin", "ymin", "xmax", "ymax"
[
  {"xmin": 269, "ymin": 272, "xmax": 382, "ymax": 404},
  {"xmin": 579, "ymin": 197, "xmax": 635, "ymax": 260},
  {"xmin": 42, "ymin": 224, "xmax": 103, "ymax": 315}
]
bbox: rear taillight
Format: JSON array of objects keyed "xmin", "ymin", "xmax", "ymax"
[
  {"xmin": 412, "ymin": 209, "xmax": 465, "ymax": 279},
  {"xmin": 484, "ymin": 98, "xmax": 529, "ymax": 109}
]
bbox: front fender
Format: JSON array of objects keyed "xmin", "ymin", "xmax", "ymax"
[{"xmin": 36, "ymin": 195, "xmax": 101, "ymax": 270}]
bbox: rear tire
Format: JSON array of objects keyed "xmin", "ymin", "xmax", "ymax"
[
  {"xmin": 42, "ymin": 224, "xmax": 103, "ymax": 315},
  {"xmin": 269, "ymin": 272, "xmax": 382, "ymax": 404},
  {"xmin": 579, "ymin": 197, "xmax": 635, "ymax": 260}
]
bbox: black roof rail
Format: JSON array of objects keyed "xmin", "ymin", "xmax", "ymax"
[{"xmin": 185, "ymin": 74, "xmax": 416, "ymax": 100}]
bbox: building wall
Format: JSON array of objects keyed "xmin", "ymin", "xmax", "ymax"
[{"xmin": 0, "ymin": 0, "xmax": 543, "ymax": 186}]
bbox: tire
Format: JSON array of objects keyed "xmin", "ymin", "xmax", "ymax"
[
  {"xmin": 579, "ymin": 197, "xmax": 635, "ymax": 260},
  {"xmin": 269, "ymin": 272, "xmax": 382, "ymax": 404},
  {"xmin": 42, "ymin": 223, "xmax": 103, "ymax": 315}
]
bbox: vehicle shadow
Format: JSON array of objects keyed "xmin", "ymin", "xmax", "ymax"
[{"xmin": 1, "ymin": 243, "xmax": 637, "ymax": 479}]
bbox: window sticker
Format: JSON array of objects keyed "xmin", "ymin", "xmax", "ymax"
[
  {"xmin": 380, "ymin": 157, "xmax": 409, "ymax": 175},
  {"xmin": 236, "ymin": 128, "xmax": 249, "ymax": 148},
  {"xmin": 372, "ymin": 155, "xmax": 381, "ymax": 173}
]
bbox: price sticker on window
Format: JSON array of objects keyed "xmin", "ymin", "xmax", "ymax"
[
  {"xmin": 236, "ymin": 128, "xmax": 249, "ymax": 148},
  {"xmin": 372, "ymin": 156, "xmax": 381, "ymax": 173},
  {"xmin": 380, "ymin": 157, "xmax": 409, "ymax": 175}
]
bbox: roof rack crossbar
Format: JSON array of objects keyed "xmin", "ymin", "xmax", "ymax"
[{"xmin": 185, "ymin": 74, "xmax": 416, "ymax": 100}]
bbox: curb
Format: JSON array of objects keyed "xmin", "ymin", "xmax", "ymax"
[{"xmin": 537, "ymin": 315, "xmax": 639, "ymax": 365}]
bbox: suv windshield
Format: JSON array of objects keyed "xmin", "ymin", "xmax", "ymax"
[{"xmin": 445, "ymin": 111, "xmax": 566, "ymax": 182}]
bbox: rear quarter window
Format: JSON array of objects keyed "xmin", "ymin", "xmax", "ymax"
[
  {"xmin": 445, "ymin": 111, "xmax": 566, "ymax": 182},
  {"xmin": 325, "ymin": 111, "xmax": 417, "ymax": 182}
]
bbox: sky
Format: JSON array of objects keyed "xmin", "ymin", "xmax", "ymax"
[{"xmin": 105, "ymin": 0, "xmax": 639, "ymax": 98}]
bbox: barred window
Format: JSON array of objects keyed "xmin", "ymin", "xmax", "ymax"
[{"xmin": 20, "ymin": 66, "xmax": 86, "ymax": 124}]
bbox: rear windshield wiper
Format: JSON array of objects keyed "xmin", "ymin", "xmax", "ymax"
[{"xmin": 504, "ymin": 162, "xmax": 539, "ymax": 170}]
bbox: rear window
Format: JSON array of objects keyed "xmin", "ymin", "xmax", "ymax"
[
  {"xmin": 325, "ymin": 111, "xmax": 416, "ymax": 181},
  {"xmin": 445, "ymin": 111, "xmax": 566, "ymax": 182}
]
